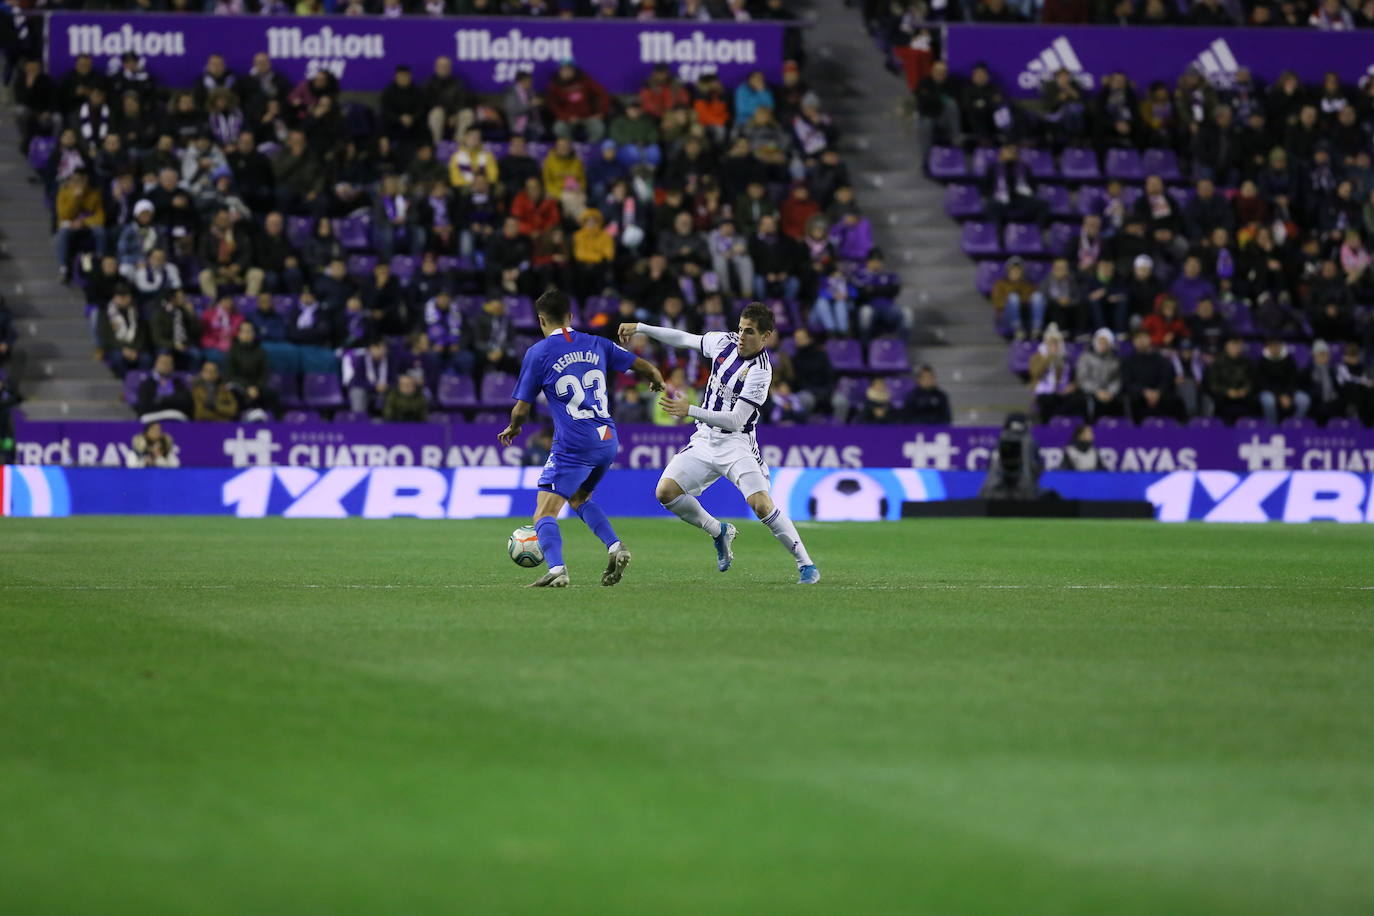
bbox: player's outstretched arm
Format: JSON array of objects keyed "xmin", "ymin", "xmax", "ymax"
[
  {"xmin": 660, "ymin": 392, "xmax": 754, "ymax": 433},
  {"xmin": 498, "ymin": 400, "xmax": 532, "ymax": 446},
  {"xmin": 619, "ymin": 322, "xmax": 703, "ymax": 353},
  {"xmin": 631, "ymin": 357, "xmax": 666, "ymax": 392}
]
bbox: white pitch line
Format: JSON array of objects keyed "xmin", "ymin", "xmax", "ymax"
[{"xmin": 2, "ymin": 584, "xmax": 1373, "ymax": 592}]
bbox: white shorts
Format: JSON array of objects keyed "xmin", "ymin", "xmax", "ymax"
[{"xmin": 661, "ymin": 432, "xmax": 771, "ymax": 498}]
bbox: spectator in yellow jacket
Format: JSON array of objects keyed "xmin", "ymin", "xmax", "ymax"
[
  {"xmin": 447, "ymin": 126, "xmax": 498, "ymax": 188},
  {"xmin": 54, "ymin": 169, "xmax": 107, "ymax": 282},
  {"xmin": 572, "ymin": 208, "xmax": 614, "ymax": 298},
  {"xmin": 542, "ymin": 136, "xmax": 585, "ymax": 198}
]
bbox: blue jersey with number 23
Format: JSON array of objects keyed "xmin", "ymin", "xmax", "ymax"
[{"xmin": 512, "ymin": 327, "xmax": 637, "ymax": 455}]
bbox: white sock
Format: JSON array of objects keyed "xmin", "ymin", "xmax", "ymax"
[
  {"xmin": 665, "ymin": 494, "xmax": 723, "ymax": 538},
  {"xmin": 608, "ymin": 540, "xmax": 622, "ymax": 553},
  {"xmin": 760, "ymin": 507, "xmax": 812, "ymax": 568},
  {"xmin": 549, "ymin": 565, "xmax": 566, "ymax": 575}
]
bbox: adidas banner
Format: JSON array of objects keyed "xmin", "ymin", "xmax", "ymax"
[{"xmin": 946, "ymin": 25, "xmax": 1374, "ymax": 98}]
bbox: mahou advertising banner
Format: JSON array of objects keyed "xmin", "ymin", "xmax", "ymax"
[
  {"xmin": 46, "ymin": 13, "xmax": 784, "ymax": 92},
  {"xmin": 945, "ymin": 25, "xmax": 1374, "ymax": 99}
]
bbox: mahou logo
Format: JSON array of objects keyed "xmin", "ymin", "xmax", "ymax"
[
  {"xmin": 639, "ymin": 30, "xmax": 759, "ymax": 83},
  {"xmin": 266, "ymin": 25, "xmax": 385, "ymax": 78},
  {"xmin": 452, "ymin": 27, "xmax": 574, "ymax": 83},
  {"xmin": 67, "ymin": 23, "xmax": 187, "ymax": 58}
]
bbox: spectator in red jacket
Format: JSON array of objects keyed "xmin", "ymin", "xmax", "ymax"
[
  {"xmin": 545, "ymin": 59, "xmax": 609, "ymax": 143},
  {"xmin": 779, "ymin": 182, "xmax": 820, "ymax": 240},
  {"xmin": 638, "ymin": 64, "xmax": 690, "ymax": 121},
  {"xmin": 510, "ymin": 176, "xmax": 561, "ymax": 242},
  {"xmin": 1141, "ymin": 294, "xmax": 1190, "ymax": 349}
]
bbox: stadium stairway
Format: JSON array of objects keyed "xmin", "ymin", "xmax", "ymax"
[
  {"xmin": 798, "ymin": 0, "xmax": 1026, "ymax": 424},
  {"xmin": 0, "ymin": 111, "xmax": 127, "ymax": 420}
]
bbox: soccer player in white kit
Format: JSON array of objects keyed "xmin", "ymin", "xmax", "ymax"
[{"xmin": 620, "ymin": 303, "xmax": 820, "ymax": 584}]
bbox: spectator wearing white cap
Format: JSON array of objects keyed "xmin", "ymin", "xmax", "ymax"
[
  {"xmin": 1075, "ymin": 327, "xmax": 1123, "ymax": 420},
  {"xmin": 116, "ymin": 199, "xmax": 161, "ymax": 268},
  {"xmin": 1126, "ymin": 253, "xmax": 1164, "ymax": 328}
]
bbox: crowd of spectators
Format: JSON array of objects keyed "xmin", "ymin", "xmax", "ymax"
[
  {"xmin": 868, "ymin": 0, "xmax": 1374, "ymax": 30},
  {"xmin": 908, "ymin": 55, "xmax": 1374, "ymax": 426},
  {"xmin": 13, "ymin": 32, "xmax": 942, "ymax": 426}
]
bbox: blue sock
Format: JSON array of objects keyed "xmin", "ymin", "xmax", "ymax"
[
  {"xmin": 575, "ymin": 500, "xmax": 620, "ymax": 549},
  {"xmin": 534, "ymin": 516, "xmax": 565, "ymax": 570}
]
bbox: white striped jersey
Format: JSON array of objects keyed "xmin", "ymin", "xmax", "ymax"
[{"xmin": 698, "ymin": 331, "xmax": 772, "ymax": 437}]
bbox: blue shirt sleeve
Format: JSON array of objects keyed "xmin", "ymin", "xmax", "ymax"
[
  {"xmin": 605, "ymin": 338, "xmax": 637, "ymax": 374},
  {"xmin": 512, "ymin": 344, "xmax": 542, "ymax": 403}
]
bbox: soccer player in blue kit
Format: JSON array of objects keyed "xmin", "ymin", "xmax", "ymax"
[{"xmin": 499, "ymin": 289, "xmax": 665, "ymax": 588}]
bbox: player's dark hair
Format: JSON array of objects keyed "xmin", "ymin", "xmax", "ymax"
[
  {"xmin": 740, "ymin": 302, "xmax": 775, "ymax": 336},
  {"xmin": 535, "ymin": 288, "xmax": 572, "ymax": 325}
]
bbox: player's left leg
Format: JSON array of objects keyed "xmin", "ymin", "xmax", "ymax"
[
  {"xmin": 729, "ymin": 459, "xmax": 818, "ymax": 584},
  {"xmin": 528, "ymin": 488, "xmax": 571, "ymax": 587}
]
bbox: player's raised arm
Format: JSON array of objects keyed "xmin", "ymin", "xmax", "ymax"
[{"xmin": 619, "ymin": 322, "xmax": 703, "ymax": 353}]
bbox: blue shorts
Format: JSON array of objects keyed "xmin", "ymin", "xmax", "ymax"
[{"xmin": 537, "ymin": 442, "xmax": 617, "ymax": 500}]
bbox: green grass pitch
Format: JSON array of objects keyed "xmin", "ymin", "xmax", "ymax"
[{"xmin": 3, "ymin": 517, "xmax": 1374, "ymax": 915}]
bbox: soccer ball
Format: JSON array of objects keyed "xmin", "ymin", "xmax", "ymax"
[{"xmin": 508, "ymin": 525, "xmax": 544, "ymax": 568}]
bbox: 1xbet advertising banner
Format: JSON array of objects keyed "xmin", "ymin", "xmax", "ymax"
[
  {"xmin": 945, "ymin": 25, "xmax": 1374, "ymax": 99},
  {"xmin": 6, "ymin": 465, "xmax": 1374, "ymax": 522},
  {"xmin": 46, "ymin": 13, "xmax": 782, "ymax": 93},
  {"xmin": 15, "ymin": 420, "xmax": 1374, "ymax": 474}
]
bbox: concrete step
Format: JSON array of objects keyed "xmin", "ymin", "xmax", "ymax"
[
  {"xmin": 31, "ymin": 360, "xmax": 114, "ymax": 380},
  {"xmin": 19, "ymin": 398, "xmax": 132, "ymax": 420},
  {"xmin": 21, "ymin": 317, "xmax": 93, "ymax": 338},
  {"xmin": 34, "ymin": 378, "xmax": 125, "ymax": 401}
]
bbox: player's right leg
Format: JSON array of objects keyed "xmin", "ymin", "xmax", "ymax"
[
  {"xmin": 569, "ymin": 481, "xmax": 631, "ymax": 587},
  {"xmin": 528, "ymin": 488, "xmax": 571, "ymax": 587},
  {"xmin": 656, "ymin": 450, "xmax": 736, "ymax": 572}
]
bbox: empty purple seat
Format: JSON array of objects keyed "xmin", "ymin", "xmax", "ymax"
[
  {"xmin": 944, "ymin": 183, "xmax": 985, "ymax": 219},
  {"xmin": 835, "ymin": 375, "xmax": 866, "ymax": 403},
  {"xmin": 1037, "ymin": 185, "xmax": 1075, "ymax": 218},
  {"xmin": 868, "ymin": 338, "xmax": 911, "ymax": 374},
  {"xmin": 1095, "ymin": 416, "xmax": 1124, "ymax": 429},
  {"xmin": 333, "ymin": 215, "xmax": 372, "ymax": 251},
  {"xmin": 303, "ymin": 373, "xmax": 345, "ymax": 409},
  {"xmin": 885, "ymin": 375, "xmax": 916, "ymax": 406},
  {"xmin": 1003, "ymin": 223, "xmax": 1044, "ymax": 256},
  {"xmin": 1142, "ymin": 148, "xmax": 1182, "ymax": 182},
  {"xmin": 512, "ymin": 335, "xmax": 539, "ymax": 361},
  {"xmin": 1105, "ymin": 148, "xmax": 1145, "ymax": 181},
  {"xmin": 961, "ymin": 221, "xmax": 1001, "ymax": 257},
  {"xmin": 123, "ymin": 371, "xmax": 149, "ymax": 406},
  {"xmin": 1076, "ymin": 185, "xmax": 1106, "ymax": 217},
  {"xmin": 1326, "ymin": 417, "xmax": 1356, "ymax": 430},
  {"xmin": 1060, "ymin": 147, "xmax": 1101, "ymax": 182},
  {"xmin": 1020, "ymin": 148, "xmax": 1055, "ymax": 180},
  {"xmin": 286, "ymin": 217, "xmax": 314, "ymax": 251},
  {"xmin": 1235, "ymin": 417, "xmax": 1263, "ymax": 430},
  {"xmin": 826, "ymin": 339, "xmax": 865, "ymax": 373},
  {"xmin": 527, "ymin": 142, "xmax": 550, "ymax": 161},
  {"xmin": 390, "ymin": 255, "xmax": 418, "ymax": 285},
  {"xmin": 437, "ymin": 373, "xmax": 477, "ymax": 409},
  {"xmin": 1188, "ymin": 416, "xmax": 1223, "ymax": 429},
  {"xmin": 1007, "ymin": 341, "xmax": 1036, "ymax": 376},
  {"xmin": 1048, "ymin": 415, "xmax": 1077, "ymax": 429},
  {"xmin": 271, "ymin": 372, "xmax": 302, "ymax": 408},
  {"xmin": 927, "ymin": 146, "xmax": 968, "ymax": 180},
  {"xmin": 27, "ymin": 135, "xmax": 55, "ymax": 171},
  {"xmin": 970, "ymin": 147, "xmax": 999, "ymax": 178},
  {"xmin": 976, "ymin": 260, "xmax": 1004, "ymax": 298},
  {"xmin": 504, "ymin": 296, "xmax": 537, "ymax": 331},
  {"xmin": 282, "ymin": 410, "xmax": 313, "ymax": 424},
  {"xmin": 479, "ymin": 371, "xmax": 514, "ymax": 407},
  {"xmin": 436, "ymin": 140, "xmax": 458, "ymax": 163},
  {"xmin": 1023, "ymin": 260, "xmax": 1050, "ymax": 285},
  {"xmin": 1167, "ymin": 186, "xmax": 1193, "ymax": 210},
  {"xmin": 1280, "ymin": 417, "xmax": 1315, "ymax": 431},
  {"xmin": 1141, "ymin": 416, "xmax": 1178, "ymax": 429},
  {"xmin": 334, "ymin": 410, "xmax": 370, "ymax": 423},
  {"xmin": 347, "ymin": 254, "xmax": 378, "ymax": 278},
  {"xmin": 1045, "ymin": 222, "xmax": 1077, "ymax": 257},
  {"xmin": 1290, "ymin": 343, "xmax": 1311, "ymax": 370}
]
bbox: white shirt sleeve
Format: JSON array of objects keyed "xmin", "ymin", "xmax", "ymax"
[
  {"xmin": 634, "ymin": 322, "xmax": 704, "ymax": 353},
  {"xmin": 687, "ymin": 399, "xmax": 756, "ymax": 432},
  {"xmin": 737, "ymin": 361, "xmax": 772, "ymax": 409}
]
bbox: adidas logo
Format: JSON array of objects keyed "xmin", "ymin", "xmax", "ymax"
[
  {"xmin": 1191, "ymin": 38, "xmax": 1241, "ymax": 88},
  {"xmin": 1016, "ymin": 36, "xmax": 1094, "ymax": 91}
]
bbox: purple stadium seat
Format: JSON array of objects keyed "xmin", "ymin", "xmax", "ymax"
[
  {"xmin": 286, "ymin": 217, "xmax": 314, "ymax": 251},
  {"xmin": 272, "ymin": 372, "xmax": 302, "ymax": 408},
  {"xmin": 976, "ymin": 260, "xmax": 1004, "ymax": 298},
  {"xmin": 884, "ymin": 375, "xmax": 916, "ymax": 406},
  {"xmin": 333, "ymin": 215, "xmax": 372, "ymax": 251},
  {"xmin": 527, "ymin": 142, "xmax": 550, "ymax": 161},
  {"xmin": 1167, "ymin": 186, "xmax": 1194, "ymax": 210},
  {"xmin": 1290, "ymin": 343, "xmax": 1311, "ymax": 370},
  {"xmin": 1045, "ymin": 222, "xmax": 1076, "ymax": 257},
  {"xmin": 1007, "ymin": 341, "xmax": 1036, "ymax": 376},
  {"xmin": 437, "ymin": 373, "xmax": 478, "ymax": 409},
  {"xmin": 27, "ymin": 135, "xmax": 55, "ymax": 171},
  {"xmin": 868, "ymin": 338, "xmax": 911, "ymax": 374},
  {"xmin": 1188, "ymin": 416, "xmax": 1223, "ymax": 429},
  {"xmin": 1326, "ymin": 418, "xmax": 1356, "ymax": 430},
  {"xmin": 1022, "ymin": 148, "xmax": 1057, "ymax": 180},
  {"xmin": 927, "ymin": 146, "xmax": 968, "ymax": 180},
  {"xmin": 1142, "ymin": 416, "xmax": 1178, "ymax": 429},
  {"xmin": 1003, "ymin": 223, "xmax": 1044, "ymax": 257},
  {"xmin": 961, "ymin": 221, "xmax": 1001, "ymax": 257},
  {"xmin": 512, "ymin": 335, "xmax": 539, "ymax": 361},
  {"xmin": 1142, "ymin": 148, "xmax": 1182, "ymax": 182},
  {"xmin": 1048, "ymin": 415, "xmax": 1077, "ymax": 429},
  {"xmin": 123, "ymin": 371, "xmax": 148, "ymax": 406},
  {"xmin": 1023, "ymin": 260, "xmax": 1050, "ymax": 285},
  {"xmin": 944, "ymin": 183, "xmax": 985, "ymax": 219},
  {"xmin": 1037, "ymin": 185, "xmax": 1075, "ymax": 219},
  {"xmin": 347, "ymin": 254, "xmax": 378, "ymax": 279},
  {"xmin": 1076, "ymin": 185, "xmax": 1106, "ymax": 216},
  {"xmin": 504, "ymin": 296, "xmax": 537, "ymax": 331},
  {"xmin": 282, "ymin": 410, "xmax": 313, "ymax": 424},
  {"xmin": 1280, "ymin": 417, "xmax": 1315, "ymax": 431},
  {"xmin": 233, "ymin": 294, "xmax": 256, "ymax": 314},
  {"xmin": 479, "ymin": 371, "xmax": 515, "ymax": 407},
  {"xmin": 436, "ymin": 140, "xmax": 458, "ymax": 163},
  {"xmin": 583, "ymin": 296, "xmax": 616, "ymax": 318},
  {"xmin": 835, "ymin": 375, "xmax": 866, "ymax": 403},
  {"xmin": 303, "ymin": 373, "xmax": 345, "ymax": 409},
  {"xmin": 335, "ymin": 411, "xmax": 370, "ymax": 423},
  {"xmin": 1094, "ymin": 416, "xmax": 1124, "ymax": 429},
  {"xmin": 825, "ymin": 339, "xmax": 865, "ymax": 373},
  {"xmin": 1059, "ymin": 147, "xmax": 1101, "ymax": 182},
  {"xmin": 1235, "ymin": 417, "xmax": 1263, "ymax": 430},
  {"xmin": 1104, "ymin": 148, "xmax": 1145, "ymax": 182},
  {"xmin": 390, "ymin": 255, "xmax": 418, "ymax": 286},
  {"xmin": 971, "ymin": 147, "xmax": 999, "ymax": 178},
  {"xmin": 472, "ymin": 411, "xmax": 506, "ymax": 424}
]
